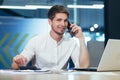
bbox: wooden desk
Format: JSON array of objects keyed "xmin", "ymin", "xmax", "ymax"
[{"xmin": 0, "ymin": 70, "xmax": 120, "ymax": 80}]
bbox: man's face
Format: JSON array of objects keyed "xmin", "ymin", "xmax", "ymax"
[{"xmin": 49, "ymin": 13, "xmax": 68, "ymax": 35}]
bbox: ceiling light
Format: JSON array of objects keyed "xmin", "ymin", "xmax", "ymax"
[
  {"xmin": 67, "ymin": 4, "xmax": 104, "ymax": 9},
  {"xmin": 0, "ymin": 6, "xmax": 37, "ymax": 9},
  {"xmin": 25, "ymin": 5, "xmax": 52, "ymax": 9},
  {"xmin": 0, "ymin": 4, "xmax": 104, "ymax": 9},
  {"xmin": 90, "ymin": 27, "xmax": 95, "ymax": 31},
  {"xmin": 94, "ymin": 24, "xmax": 99, "ymax": 28}
]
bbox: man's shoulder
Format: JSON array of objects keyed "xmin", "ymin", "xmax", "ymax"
[
  {"xmin": 63, "ymin": 36, "xmax": 78, "ymax": 45},
  {"xmin": 63, "ymin": 36, "xmax": 78, "ymax": 42},
  {"xmin": 32, "ymin": 33, "xmax": 48, "ymax": 39},
  {"xmin": 29, "ymin": 33, "xmax": 49, "ymax": 42}
]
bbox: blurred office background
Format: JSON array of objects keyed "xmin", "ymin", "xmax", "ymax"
[{"xmin": 0, "ymin": 0, "xmax": 105, "ymax": 69}]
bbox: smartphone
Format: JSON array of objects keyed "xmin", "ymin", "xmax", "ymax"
[
  {"xmin": 67, "ymin": 21, "xmax": 74, "ymax": 37},
  {"xmin": 67, "ymin": 21, "xmax": 71, "ymax": 31}
]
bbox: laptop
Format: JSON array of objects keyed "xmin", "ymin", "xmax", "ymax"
[{"xmin": 74, "ymin": 39, "xmax": 120, "ymax": 71}]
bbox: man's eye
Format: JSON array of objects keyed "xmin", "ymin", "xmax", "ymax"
[
  {"xmin": 64, "ymin": 19, "xmax": 68, "ymax": 22},
  {"xmin": 57, "ymin": 19, "xmax": 61, "ymax": 21}
]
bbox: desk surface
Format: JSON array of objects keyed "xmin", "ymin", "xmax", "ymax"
[{"xmin": 0, "ymin": 70, "xmax": 120, "ymax": 80}]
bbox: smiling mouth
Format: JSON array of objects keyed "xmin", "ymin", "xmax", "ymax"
[
  {"xmin": 60, "ymin": 28, "xmax": 65, "ymax": 32},
  {"xmin": 59, "ymin": 27, "xmax": 66, "ymax": 30}
]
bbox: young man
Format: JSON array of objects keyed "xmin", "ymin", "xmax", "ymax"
[{"xmin": 12, "ymin": 5, "xmax": 90, "ymax": 70}]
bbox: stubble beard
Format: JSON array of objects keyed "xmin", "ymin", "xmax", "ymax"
[{"xmin": 52, "ymin": 27, "xmax": 64, "ymax": 36}]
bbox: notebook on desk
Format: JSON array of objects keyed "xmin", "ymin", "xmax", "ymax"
[{"xmin": 74, "ymin": 39, "xmax": 120, "ymax": 72}]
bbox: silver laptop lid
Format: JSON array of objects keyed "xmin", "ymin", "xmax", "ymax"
[{"xmin": 97, "ymin": 39, "xmax": 120, "ymax": 71}]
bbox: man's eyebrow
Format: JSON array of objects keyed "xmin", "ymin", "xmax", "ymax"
[{"xmin": 57, "ymin": 18, "xmax": 62, "ymax": 20}]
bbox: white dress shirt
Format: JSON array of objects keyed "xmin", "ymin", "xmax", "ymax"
[{"xmin": 21, "ymin": 32, "xmax": 80, "ymax": 70}]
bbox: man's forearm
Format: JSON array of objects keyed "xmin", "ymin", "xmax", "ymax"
[{"xmin": 79, "ymin": 37, "xmax": 90, "ymax": 68}]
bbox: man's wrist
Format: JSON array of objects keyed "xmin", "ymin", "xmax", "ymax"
[{"xmin": 79, "ymin": 37, "xmax": 85, "ymax": 40}]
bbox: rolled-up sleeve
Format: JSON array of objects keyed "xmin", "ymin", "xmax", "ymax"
[{"xmin": 21, "ymin": 37, "xmax": 36, "ymax": 64}]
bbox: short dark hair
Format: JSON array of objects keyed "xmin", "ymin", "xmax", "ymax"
[{"xmin": 48, "ymin": 5, "xmax": 69, "ymax": 20}]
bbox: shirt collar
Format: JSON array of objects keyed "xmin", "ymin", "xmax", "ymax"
[{"xmin": 48, "ymin": 32, "xmax": 67, "ymax": 45}]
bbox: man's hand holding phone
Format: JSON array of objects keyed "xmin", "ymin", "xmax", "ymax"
[{"xmin": 67, "ymin": 21, "xmax": 84, "ymax": 39}]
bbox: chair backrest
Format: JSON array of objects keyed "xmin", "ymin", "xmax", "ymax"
[{"xmin": 87, "ymin": 41, "xmax": 105, "ymax": 67}]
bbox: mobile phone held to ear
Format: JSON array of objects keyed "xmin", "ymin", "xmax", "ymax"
[
  {"xmin": 67, "ymin": 21, "xmax": 71, "ymax": 31},
  {"xmin": 67, "ymin": 21, "xmax": 74, "ymax": 37}
]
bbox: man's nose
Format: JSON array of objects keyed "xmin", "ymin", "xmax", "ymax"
[{"xmin": 61, "ymin": 21, "xmax": 66, "ymax": 26}]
